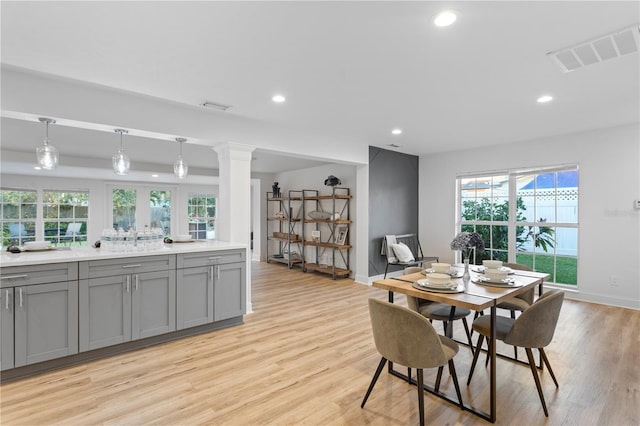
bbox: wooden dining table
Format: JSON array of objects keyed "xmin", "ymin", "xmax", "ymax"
[{"xmin": 372, "ymin": 265, "xmax": 549, "ymax": 423}]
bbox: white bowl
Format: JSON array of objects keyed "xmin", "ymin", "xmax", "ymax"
[
  {"xmin": 483, "ymin": 260, "xmax": 503, "ymax": 270},
  {"xmin": 485, "ymin": 269, "xmax": 508, "ymax": 281},
  {"xmin": 431, "ymin": 263, "xmax": 451, "ymax": 274},
  {"xmin": 23, "ymin": 241, "xmax": 51, "ymax": 250},
  {"xmin": 173, "ymin": 234, "xmax": 192, "ymax": 242},
  {"xmin": 427, "ymin": 273, "xmax": 451, "ymax": 286}
]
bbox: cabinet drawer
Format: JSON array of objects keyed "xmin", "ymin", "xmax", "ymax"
[
  {"xmin": 177, "ymin": 250, "xmax": 246, "ymax": 269},
  {"xmin": 79, "ymin": 255, "xmax": 176, "ymax": 279},
  {"xmin": 1, "ymin": 262, "xmax": 78, "ymax": 288}
]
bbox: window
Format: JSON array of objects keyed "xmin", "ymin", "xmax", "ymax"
[
  {"xmin": 109, "ymin": 185, "xmax": 174, "ymax": 236},
  {"xmin": 43, "ymin": 190, "xmax": 89, "ymax": 246},
  {"xmin": 457, "ymin": 166, "xmax": 578, "ymax": 286},
  {"xmin": 112, "ymin": 188, "xmax": 136, "ymax": 231},
  {"xmin": 188, "ymin": 194, "xmax": 216, "ymax": 240},
  {"xmin": 1, "ymin": 189, "xmax": 37, "ymax": 246}
]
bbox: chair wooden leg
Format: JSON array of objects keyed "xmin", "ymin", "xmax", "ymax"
[
  {"xmin": 539, "ymin": 348, "xmax": 559, "ymax": 387},
  {"xmin": 361, "ymin": 357, "xmax": 387, "ymax": 408},
  {"xmin": 467, "ymin": 334, "xmax": 484, "ymax": 385},
  {"xmin": 434, "ymin": 366, "xmax": 444, "ymax": 391},
  {"xmin": 461, "ymin": 317, "xmax": 474, "ymax": 354},
  {"xmin": 417, "ymin": 369, "xmax": 425, "ymax": 426},
  {"xmin": 407, "ymin": 367, "xmax": 412, "ymax": 384},
  {"xmin": 448, "ymin": 359, "xmax": 464, "ymax": 409},
  {"xmin": 525, "ymin": 348, "xmax": 549, "ymax": 417},
  {"xmin": 510, "ymin": 310, "xmax": 518, "ymax": 360}
]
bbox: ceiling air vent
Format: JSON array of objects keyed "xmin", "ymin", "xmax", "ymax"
[
  {"xmin": 548, "ymin": 25, "xmax": 640, "ymax": 73},
  {"xmin": 200, "ymin": 101, "xmax": 232, "ymax": 111}
]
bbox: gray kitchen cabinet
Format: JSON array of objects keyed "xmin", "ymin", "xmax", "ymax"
[
  {"xmin": 79, "ymin": 255, "xmax": 176, "ymax": 352},
  {"xmin": 214, "ymin": 261, "xmax": 246, "ymax": 321},
  {"xmin": 176, "ymin": 265, "xmax": 213, "ymax": 329},
  {"xmin": 176, "ymin": 249, "xmax": 246, "ymax": 328},
  {"xmin": 14, "ymin": 281, "xmax": 78, "ymax": 367},
  {"xmin": 1, "ymin": 288, "xmax": 14, "ymax": 371},
  {"xmin": 0, "ymin": 263, "xmax": 78, "ymax": 370}
]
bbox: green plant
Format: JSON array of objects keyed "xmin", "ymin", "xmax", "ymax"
[{"xmin": 461, "ymin": 196, "xmax": 555, "ymax": 260}]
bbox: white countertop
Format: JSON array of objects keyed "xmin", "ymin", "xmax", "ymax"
[{"xmin": 0, "ymin": 240, "xmax": 248, "ymax": 268}]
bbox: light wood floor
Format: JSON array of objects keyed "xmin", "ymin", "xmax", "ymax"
[{"xmin": 1, "ymin": 261, "xmax": 639, "ymax": 425}]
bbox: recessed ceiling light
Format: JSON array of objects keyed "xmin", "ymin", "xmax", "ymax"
[
  {"xmin": 272, "ymin": 95, "xmax": 286, "ymax": 103},
  {"xmin": 433, "ymin": 10, "xmax": 457, "ymax": 27},
  {"xmin": 391, "ymin": 129, "xmax": 403, "ymax": 135},
  {"xmin": 33, "ymin": 166, "xmax": 42, "ymax": 170},
  {"xmin": 151, "ymin": 174, "xmax": 159, "ymax": 178},
  {"xmin": 537, "ymin": 95, "xmax": 553, "ymax": 103}
]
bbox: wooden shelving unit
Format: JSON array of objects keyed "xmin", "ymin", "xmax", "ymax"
[
  {"xmin": 301, "ymin": 187, "xmax": 352, "ymax": 279},
  {"xmin": 265, "ymin": 191, "xmax": 303, "ymax": 268}
]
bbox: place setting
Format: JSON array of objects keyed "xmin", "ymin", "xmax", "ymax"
[
  {"xmin": 421, "ymin": 262, "xmax": 464, "ymax": 278},
  {"xmin": 413, "ymin": 272, "xmax": 465, "ymax": 293},
  {"xmin": 473, "ymin": 262, "xmax": 523, "ymax": 287}
]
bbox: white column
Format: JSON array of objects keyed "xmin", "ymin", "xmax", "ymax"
[{"xmin": 213, "ymin": 142, "xmax": 255, "ymax": 313}]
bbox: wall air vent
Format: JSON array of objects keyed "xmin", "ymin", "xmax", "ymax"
[
  {"xmin": 200, "ymin": 101, "xmax": 232, "ymax": 111},
  {"xmin": 548, "ymin": 25, "xmax": 639, "ymax": 73}
]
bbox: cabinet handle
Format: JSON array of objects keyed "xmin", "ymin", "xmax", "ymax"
[
  {"xmin": 208, "ymin": 256, "xmax": 222, "ymax": 261},
  {"xmin": 122, "ymin": 264, "xmax": 142, "ymax": 269},
  {"xmin": 210, "ymin": 266, "xmax": 214, "ymax": 285},
  {"xmin": 5, "ymin": 290, "xmax": 9, "ymax": 310},
  {"xmin": 19, "ymin": 288, "xmax": 23, "ymax": 308},
  {"xmin": 125, "ymin": 276, "xmax": 130, "ymax": 293},
  {"xmin": 216, "ymin": 265, "xmax": 220, "ymax": 280},
  {"xmin": 1, "ymin": 274, "xmax": 28, "ymax": 280},
  {"xmin": 134, "ymin": 274, "xmax": 139, "ymax": 291}
]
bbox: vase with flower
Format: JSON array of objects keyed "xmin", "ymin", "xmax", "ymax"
[{"xmin": 450, "ymin": 232, "xmax": 485, "ymax": 284}]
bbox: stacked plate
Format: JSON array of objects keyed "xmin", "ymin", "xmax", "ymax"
[
  {"xmin": 173, "ymin": 234, "xmax": 193, "ymax": 243},
  {"xmin": 422, "ymin": 268, "xmax": 462, "ymax": 278},
  {"xmin": 23, "ymin": 241, "xmax": 52, "ymax": 251}
]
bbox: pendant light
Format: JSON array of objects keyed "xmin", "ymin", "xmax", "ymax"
[
  {"xmin": 112, "ymin": 129, "xmax": 130, "ymax": 175},
  {"xmin": 173, "ymin": 137, "xmax": 188, "ymax": 179},
  {"xmin": 36, "ymin": 117, "xmax": 59, "ymax": 170}
]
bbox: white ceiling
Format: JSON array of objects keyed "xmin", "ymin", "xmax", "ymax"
[{"xmin": 1, "ymin": 1, "xmax": 638, "ymax": 176}]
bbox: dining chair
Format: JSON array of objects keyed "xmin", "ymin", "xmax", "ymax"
[
  {"xmin": 467, "ymin": 289, "xmax": 565, "ymax": 417},
  {"xmin": 496, "ymin": 262, "xmax": 536, "ymax": 359},
  {"xmin": 361, "ymin": 298, "xmax": 463, "ymax": 426},
  {"xmin": 404, "ymin": 267, "xmax": 474, "ymax": 352}
]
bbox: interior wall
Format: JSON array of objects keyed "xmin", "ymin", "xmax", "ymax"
[
  {"xmin": 368, "ymin": 147, "xmax": 419, "ymax": 277},
  {"xmin": 419, "ymin": 123, "xmax": 640, "ymax": 310}
]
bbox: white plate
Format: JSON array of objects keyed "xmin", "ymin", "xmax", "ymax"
[
  {"xmin": 413, "ymin": 281, "xmax": 464, "ymax": 293},
  {"xmin": 23, "ymin": 241, "xmax": 51, "ymax": 250},
  {"xmin": 23, "ymin": 246, "xmax": 56, "ymax": 252},
  {"xmin": 473, "ymin": 276, "xmax": 523, "ymax": 287},
  {"xmin": 173, "ymin": 239, "xmax": 195, "ymax": 243},
  {"xmin": 471, "ymin": 266, "xmax": 514, "ymax": 274},
  {"xmin": 422, "ymin": 269, "xmax": 462, "ymax": 277},
  {"xmin": 416, "ymin": 278, "xmax": 456, "ymax": 289}
]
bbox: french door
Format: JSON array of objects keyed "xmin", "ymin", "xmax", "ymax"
[{"xmin": 107, "ymin": 184, "xmax": 176, "ymax": 236}]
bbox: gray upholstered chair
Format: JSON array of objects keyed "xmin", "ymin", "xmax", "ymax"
[
  {"xmin": 496, "ymin": 262, "xmax": 536, "ymax": 359},
  {"xmin": 467, "ymin": 290, "xmax": 565, "ymax": 417},
  {"xmin": 361, "ymin": 298, "xmax": 463, "ymax": 426},
  {"xmin": 404, "ymin": 267, "xmax": 474, "ymax": 351}
]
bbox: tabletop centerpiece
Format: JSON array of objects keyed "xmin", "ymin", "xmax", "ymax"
[{"xmin": 450, "ymin": 232, "xmax": 485, "ymax": 282}]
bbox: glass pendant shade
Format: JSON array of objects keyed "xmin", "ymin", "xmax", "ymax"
[
  {"xmin": 36, "ymin": 118, "xmax": 58, "ymax": 170},
  {"xmin": 174, "ymin": 137, "xmax": 188, "ymax": 179},
  {"xmin": 113, "ymin": 129, "xmax": 130, "ymax": 175}
]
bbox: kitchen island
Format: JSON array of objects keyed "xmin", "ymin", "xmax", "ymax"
[{"xmin": 0, "ymin": 241, "xmax": 248, "ymax": 381}]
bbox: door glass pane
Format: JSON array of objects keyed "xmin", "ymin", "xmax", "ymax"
[
  {"xmin": 150, "ymin": 190, "xmax": 171, "ymax": 236},
  {"xmin": 113, "ymin": 188, "xmax": 136, "ymax": 230}
]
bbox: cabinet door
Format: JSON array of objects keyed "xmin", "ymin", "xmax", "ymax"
[
  {"xmin": 79, "ymin": 275, "xmax": 132, "ymax": 351},
  {"xmin": 214, "ymin": 262, "xmax": 246, "ymax": 321},
  {"xmin": 132, "ymin": 270, "xmax": 176, "ymax": 340},
  {"xmin": 14, "ymin": 281, "xmax": 78, "ymax": 367},
  {"xmin": 177, "ymin": 266, "xmax": 213, "ymax": 330},
  {"xmin": 1, "ymin": 288, "xmax": 14, "ymax": 371}
]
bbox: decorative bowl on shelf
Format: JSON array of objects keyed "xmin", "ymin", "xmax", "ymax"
[{"xmin": 308, "ymin": 210, "xmax": 331, "ymax": 220}]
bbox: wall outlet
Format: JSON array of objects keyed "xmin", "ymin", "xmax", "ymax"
[{"xmin": 610, "ymin": 275, "xmax": 620, "ymax": 287}]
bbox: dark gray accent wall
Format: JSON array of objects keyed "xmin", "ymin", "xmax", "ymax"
[{"xmin": 368, "ymin": 146, "xmax": 419, "ymax": 276}]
